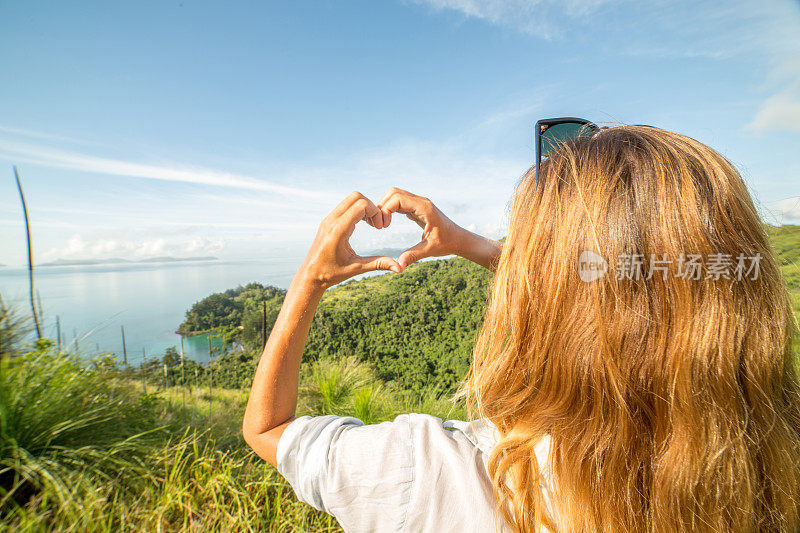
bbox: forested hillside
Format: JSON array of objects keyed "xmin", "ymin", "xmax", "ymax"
[
  {"xmin": 768, "ymin": 224, "xmax": 800, "ymax": 290},
  {"xmin": 2, "ymin": 225, "xmax": 798, "ymax": 530},
  {"xmin": 181, "ymin": 257, "xmax": 492, "ymax": 394}
]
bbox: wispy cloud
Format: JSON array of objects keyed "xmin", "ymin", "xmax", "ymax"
[
  {"xmin": 0, "ymin": 137, "xmax": 337, "ymax": 200},
  {"xmin": 0, "ymin": 96, "xmax": 539, "ymax": 266},
  {"xmin": 38, "ymin": 233, "xmax": 228, "ymax": 263},
  {"xmin": 751, "ymin": 90, "xmax": 800, "ymax": 133},
  {"xmin": 0, "ymin": 212, "xmax": 318, "ymax": 232},
  {"xmin": 740, "ymin": 2, "xmax": 800, "ymax": 133},
  {"xmin": 771, "ymin": 197, "xmax": 800, "ymax": 224},
  {"xmin": 409, "ymin": 0, "xmax": 800, "ymax": 82},
  {"xmin": 0, "ymin": 124, "xmax": 89, "ymax": 145},
  {"xmin": 408, "ymin": 0, "xmax": 616, "ymax": 38}
]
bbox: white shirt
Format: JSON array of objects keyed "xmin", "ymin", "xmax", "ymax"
[{"xmin": 276, "ymin": 413, "xmax": 555, "ymax": 532}]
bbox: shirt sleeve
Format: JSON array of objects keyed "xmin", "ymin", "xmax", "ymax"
[{"xmin": 275, "ymin": 414, "xmax": 415, "ymax": 532}]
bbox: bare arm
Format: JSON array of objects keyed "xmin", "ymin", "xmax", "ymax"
[
  {"xmin": 455, "ymin": 230, "xmax": 503, "ymax": 271},
  {"xmin": 242, "ymin": 191, "xmax": 400, "ymax": 466},
  {"xmin": 242, "ymin": 188, "xmax": 501, "ymax": 466},
  {"xmin": 241, "ymin": 276, "xmax": 322, "ymax": 465}
]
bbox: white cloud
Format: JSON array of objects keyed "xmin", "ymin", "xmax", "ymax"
[
  {"xmin": 40, "ymin": 233, "xmax": 227, "ymax": 263},
  {"xmin": 410, "ymin": 0, "xmax": 800, "ymax": 104},
  {"xmin": 743, "ymin": 3, "xmax": 800, "ymax": 133},
  {"xmin": 0, "ymin": 137, "xmax": 336, "ymax": 200},
  {"xmin": 0, "ymin": 94, "xmax": 545, "ymax": 267},
  {"xmin": 0, "ymin": 124, "xmax": 88, "ymax": 145},
  {"xmin": 17, "ymin": 126, "xmax": 524, "ymax": 266},
  {"xmin": 751, "ymin": 91, "xmax": 800, "ymax": 133},
  {"xmin": 183, "ymin": 237, "xmax": 225, "ymax": 254},
  {"xmin": 773, "ymin": 197, "xmax": 800, "ymax": 224}
]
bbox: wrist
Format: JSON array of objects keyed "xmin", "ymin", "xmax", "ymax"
[
  {"xmin": 452, "ymin": 226, "xmax": 478, "ymax": 258},
  {"xmin": 452, "ymin": 228, "xmax": 502, "ymax": 270},
  {"xmin": 290, "ymin": 269, "xmax": 329, "ymax": 297}
]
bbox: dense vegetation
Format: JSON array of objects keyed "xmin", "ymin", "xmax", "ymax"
[
  {"xmin": 180, "ymin": 257, "xmax": 492, "ymax": 395},
  {"xmin": 767, "ymin": 225, "xmax": 800, "ymax": 320},
  {"xmin": 1, "ymin": 225, "xmax": 798, "ymax": 530},
  {"xmin": 183, "ymin": 225, "xmax": 800, "ymax": 394},
  {"xmin": 0, "ymin": 308, "xmax": 463, "ymax": 531}
]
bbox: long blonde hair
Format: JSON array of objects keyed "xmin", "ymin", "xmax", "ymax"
[{"xmin": 456, "ymin": 125, "xmax": 800, "ymax": 532}]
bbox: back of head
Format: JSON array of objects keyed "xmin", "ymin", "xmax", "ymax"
[{"xmin": 458, "ymin": 125, "xmax": 800, "ymax": 532}]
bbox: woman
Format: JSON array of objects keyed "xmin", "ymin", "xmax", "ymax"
[{"xmin": 243, "ymin": 125, "xmax": 800, "ymax": 532}]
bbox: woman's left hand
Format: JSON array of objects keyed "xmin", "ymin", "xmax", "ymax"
[{"xmin": 297, "ymin": 191, "xmax": 402, "ymax": 290}]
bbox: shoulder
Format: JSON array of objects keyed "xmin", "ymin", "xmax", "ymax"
[
  {"xmin": 401, "ymin": 412, "xmax": 498, "ymax": 458},
  {"xmin": 403, "ymin": 414, "xmax": 554, "ymax": 532},
  {"xmin": 397, "ymin": 414, "xmax": 509, "ymax": 531},
  {"xmin": 398, "ymin": 413, "xmax": 499, "ymax": 454},
  {"xmin": 277, "ymin": 413, "xmax": 414, "ymax": 486},
  {"xmin": 276, "ymin": 414, "xmax": 416, "ymax": 531}
]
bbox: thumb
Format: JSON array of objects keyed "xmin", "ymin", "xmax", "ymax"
[
  {"xmin": 355, "ymin": 255, "xmax": 403, "ymax": 274},
  {"xmin": 397, "ymin": 240, "xmax": 431, "ymax": 270}
]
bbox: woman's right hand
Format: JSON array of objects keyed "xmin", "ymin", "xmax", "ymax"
[{"xmin": 375, "ymin": 187, "xmax": 502, "ymax": 271}]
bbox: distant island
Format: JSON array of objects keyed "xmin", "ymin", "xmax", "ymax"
[
  {"xmin": 38, "ymin": 256, "xmax": 219, "ymax": 267},
  {"xmin": 361, "ymin": 247, "xmax": 409, "ymax": 257}
]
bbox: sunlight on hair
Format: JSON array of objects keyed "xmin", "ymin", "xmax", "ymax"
[{"xmin": 455, "ymin": 125, "xmax": 800, "ymax": 533}]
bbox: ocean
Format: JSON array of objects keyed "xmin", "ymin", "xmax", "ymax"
[{"xmin": 0, "ymin": 259, "xmax": 302, "ymax": 365}]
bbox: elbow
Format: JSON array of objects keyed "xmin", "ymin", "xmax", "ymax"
[
  {"xmin": 241, "ymin": 414, "xmax": 259, "ymax": 451},
  {"xmin": 242, "ymin": 414, "xmax": 286, "ymax": 467},
  {"xmin": 241, "ymin": 405, "xmax": 296, "ymax": 462},
  {"xmin": 242, "ymin": 423, "xmax": 252, "ymax": 448},
  {"xmin": 242, "ymin": 424, "xmax": 267, "ymax": 457}
]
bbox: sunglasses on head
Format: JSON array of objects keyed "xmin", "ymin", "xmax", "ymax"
[
  {"xmin": 534, "ymin": 118, "xmax": 654, "ymax": 184},
  {"xmin": 534, "ymin": 117, "xmax": 599, "ymax": 185}
]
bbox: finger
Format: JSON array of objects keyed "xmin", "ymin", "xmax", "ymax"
[
  {"xmin": 376, "ymin": 188, "xmax": 428, "ymax": 220},
  {"xmin": 377, "ymin": 188, "xmax": 418, "ymax": 214},
  {"xmin": 376, "ymin": 186, "xmax": 411, "ymax": 209},
  {"xmin": 340, "ymin": 197, "xmax": 382, "ymax": 234},
  {"xmin": 330, "ymin": 191, "xmax": 369, "ymax": 219},
  {"xmin": 380, "ymin": 194, "xmax": 428, "ymax": 225},
  {"xmin": 355, "ymin": 255, "xmax": 403, "ymax": 274},
  {"xmin": 382, "ymin": 194, "xmax": 427, "ymax": 231},
  {"xmin": 356, "ymin": 197, "xmax": 385, "ymax": 229},
  {"xmin": 405, "ymin": 212, "xmax": 425, "ymax": 230},
  {"xmin": 370, "ymin": 207, "xmax": 385, "ymax": 229},
  {"xmin": 397, "ymin": 239, "xmax": 433, "ymax": 269},
  {"xmin": 362, "ymin": 212, "xmax": 382, "ymax": 229}
]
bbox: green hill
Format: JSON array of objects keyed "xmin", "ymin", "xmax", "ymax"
[
  {"xmin": 3, "ymin": 225, "xmax": 798, "ymax": 530},
  {"xmin": 768, "ymin": 225, "xmax": 800, "ymax": 292},
  {"xmin": 767, "ymin": 226, "xmax": 800, "ymax": 340},
  {"xmin": 182, "ymin": 225, "xmax": 800, "ymax": 394},
  {"xmin": 181, "ymin": 257, "xmax": 491, "ymax": 394}
]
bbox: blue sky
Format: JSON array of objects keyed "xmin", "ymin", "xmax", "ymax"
[{"xmin": 1, "ymin": 0, "xmax": 799, "ymax": 267}]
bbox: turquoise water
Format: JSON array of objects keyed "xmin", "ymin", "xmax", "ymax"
[{"xmin": 0, "ymin": 259, "xmax": 300, "ymax": 364}]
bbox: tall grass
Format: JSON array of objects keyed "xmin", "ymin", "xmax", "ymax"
[
  {"xmin": 0, "ymin": 297, "xmax": 29, "ymax": 357},
  {"xmin": 0, "ymin": 343, "xmax": 348, "ymax": 531},
  {"xmin": 0, "ymin": 345, "xmax": 152, "ymax": 521},
  {"xmin": 299, "ymin": 356, "xmax": 465, "ymax": 424},
  {"xmin": 0, "ymin": 334, "xmax": 464, "ymax": 530}
]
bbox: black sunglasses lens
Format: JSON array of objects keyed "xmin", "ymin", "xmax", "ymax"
[{"xmin": 540, "ymin": 122, "xmax": 595, "ymax": 156}]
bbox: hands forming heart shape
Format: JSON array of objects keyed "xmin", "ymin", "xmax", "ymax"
[{"xmin": 297, "ymin": 187, "xmax": 468, "ymax": 290}]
